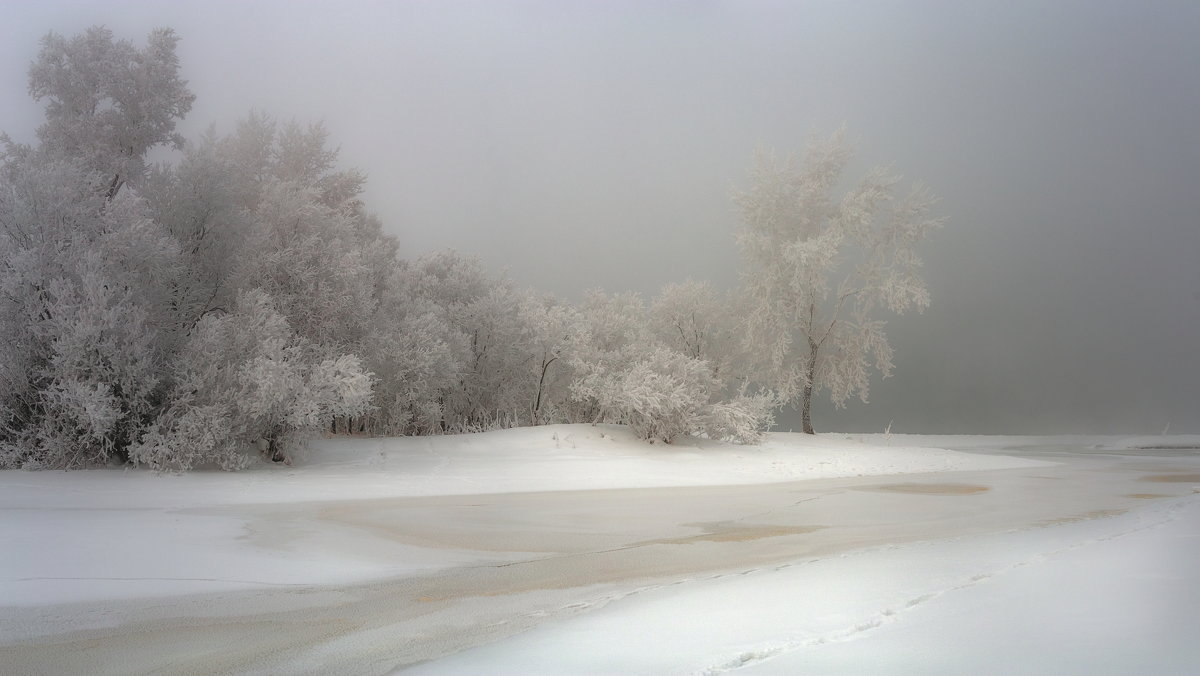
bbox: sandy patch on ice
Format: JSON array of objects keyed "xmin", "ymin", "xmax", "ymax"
[
  {"xmin": 1036, "ymin": 508, "xmax": 1127, "ymax": 526},
  {"xmin": 1141, "ymin": 473, "xmax": 1200, "ymax": 482},
  {"xmin": 637, "ymin": 522, "xmax": 824, "ymax": 545},
  {"xmin": 861, "ymin": 482, "xmax": 990, "ymax": 495}
]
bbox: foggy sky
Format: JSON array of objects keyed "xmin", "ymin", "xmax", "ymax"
[{"xmin": 2, "ymin": 0, "xmax": 1197, "ymax": 434}]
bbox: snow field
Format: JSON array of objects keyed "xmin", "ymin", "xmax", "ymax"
[{"xmin": 404, "ymin": 495, "xmax": 1200, "ymax": 675}]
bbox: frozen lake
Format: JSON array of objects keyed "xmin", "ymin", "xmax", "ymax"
[{"xmin": 2, "ymin": 427, "xmax": 1198, "ymax": 674}]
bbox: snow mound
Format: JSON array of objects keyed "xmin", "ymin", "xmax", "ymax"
[
  {"xmin": 0, "ymin": 425, "xmax": 1054, "ymax": 513},
  {"xmin": 288, "ymin": 423, "xmax": 1052, "ymax": 498}
]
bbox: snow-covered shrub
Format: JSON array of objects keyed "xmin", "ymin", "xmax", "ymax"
[
  {"xmin": 570, "ymin": 290, "xmax": 774, "ymax": 444},
  {"xmin": 572, "ymin": 347, "xmax": 716, "ymax": 443},
  {"xmin": 132, "ymin": 290, "xmax": 373, "ymax": 470},
  {"xmin": 699, "ymin": 393, "xmax": 778, "ymax": 444}
]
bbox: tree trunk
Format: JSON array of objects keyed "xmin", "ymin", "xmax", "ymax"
[
  {"xmin": 801, "ymin": 341, "xmax": 817, "ymax": 434},
  {"xmin": 532, "ymin": 355, "xmax": 557, "ymax": 425},
  {"xmin": 801, "ymin": 384, "xmax": 815, "ymax": 434},
  {"xmin": 266, "ymin": 429, "xmax": 286, "ymax": 462},
  {"xmin": 104, "ymin": 174, "xmax": 123, "ymax": 203}
]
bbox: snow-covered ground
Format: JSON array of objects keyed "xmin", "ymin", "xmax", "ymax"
[
  {"xmin": 407, "ymin": 491, "xmax": 1200, "ymax": 676},
  {"xmin": 2, "ymin": 425, "xmax": 1199, "ymax": 675}
]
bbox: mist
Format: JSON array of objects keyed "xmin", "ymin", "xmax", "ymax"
[{"xmin": 3, "ymin": 0, "xmax": 1196, "ymax": 434}]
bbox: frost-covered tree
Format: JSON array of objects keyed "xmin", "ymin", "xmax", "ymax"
[
  {"xmin": 242, "ymin": 178, "xmax": 379, "ymax": 346},
  {"xmin": 567, "ymin": 290, "xmax": 653, "ymax": 424},
  {"xmin": 735, "ymin": 130, "xmax": 943, "ymax": 433},
  {"xmin": 26, "ymin": 26, "xmax": 194, "ymax": 201},
  {"xmin": 0, "ymin": 26, "xmax": 195, "ymax": 467},
  {"xmin": 0, "ymin": 22, "xmax": 810, "ymax": 468},
  {"xmin": 0, "ymin": 152, "xmax": 182, "ymax": 468},
  {"xmin": 449, "ymin": 285, "xmax": 534, "ymax": 429},
  {"xmin": 182, "ymin": 116, "xmax": 393, "ymax": 347},
  {"xmin": 519, "ymin": 295, "xmax": 579, "ymax": 425},
  {"xmin": 145, "ymin": 114, "xmax": 393, "ymax": 347},
  {"xmin": 650, "ymin": 279, "xmax": 745, "ymax": 387},
  {"xmin": 401, "ymin": 251, "xmax": 558, "ymax": 431},
  {"xmin": 1, "ymin": 27, "xmax": 393, "ymax": 468},
  {"xmin": 132, "ymin": 290, "xmax": 373, "ymax": 470},
  {"xmin": 362, "ymin": 300, "xmax": 462, "ymax": 436},
  {"xmin": 359, "ymin": 254, "xmax": 579, "ymax": 436},
  {"xmin": 141, "ymin": 127, "xmax": 252, "ymax": 334},
  {"xmin": 145, "ymin": 113, "xmax": 398, "ymax": 437}
]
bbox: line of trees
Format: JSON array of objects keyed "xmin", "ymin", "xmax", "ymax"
[{"xmin": 0, "ymin": 27, "xmax": 941, "ymax": 470}]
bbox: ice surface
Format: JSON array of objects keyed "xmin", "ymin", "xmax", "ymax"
[{"xmin": 0, "ymin": 425, "xmax": 1050, "ymax": 605}]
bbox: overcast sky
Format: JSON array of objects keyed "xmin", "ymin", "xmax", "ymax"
[{"xmin": 2, "ymin": 0, "xmax": 1197, "ymax": 434}]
